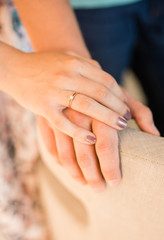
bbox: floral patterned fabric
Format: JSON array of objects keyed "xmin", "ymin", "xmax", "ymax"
[
  {"xmin": 0, "ymin": 2, "xmax": 48, "ymax": 240},
  {"xmin": 0, "ymin": 92, "xmax": 47, "ymax": 240}
]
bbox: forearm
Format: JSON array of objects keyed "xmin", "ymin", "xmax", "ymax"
[
  {"xmin": 13, "ymin": 0, "xmax": 90, "ymax": 57},
  {"xmin": 0, "ymin": 40, "xmax": 23, "ymax": 94}
]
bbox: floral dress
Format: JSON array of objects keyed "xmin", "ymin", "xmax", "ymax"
[{"xmin": 0, "ymin": 1, "xmax": 48, "ymax": 239}]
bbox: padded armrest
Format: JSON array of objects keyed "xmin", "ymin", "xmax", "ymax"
[{"xmin": 37, "ymin": 128, "xmax": 164, "ymax": 240}]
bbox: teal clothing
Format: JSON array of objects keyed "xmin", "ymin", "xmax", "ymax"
[{"xmin": 71, "ymin": 0, "xmax": 142, "ymax": 9}]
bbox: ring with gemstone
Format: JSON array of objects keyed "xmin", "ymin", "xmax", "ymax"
[{"xmin": 68, "ymin": 92, "xmax": 79, "ymax": 108}]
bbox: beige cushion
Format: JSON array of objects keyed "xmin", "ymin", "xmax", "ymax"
[{"xmin": 37, "ymin": 128, "xmax": 164, "ymax": 240}]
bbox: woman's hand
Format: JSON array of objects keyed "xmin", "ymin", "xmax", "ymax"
[
  {"xmin": 121, "ymin": 88, "xmax": 160, "ymax": 136},
  {"xmin": 37, "ymin": 90, "xmax": 160, "ymax": 192},
  {"xmin": 37, "ymin": 112, "xmax": 120, "ymax": 191},
  {"xmin": 1, "ymin": 43, "xmax": 130, "ymax": 144}
]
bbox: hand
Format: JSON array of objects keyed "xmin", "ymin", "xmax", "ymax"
[
  {"xmin": 37, "ymin": 91, "xmax": 159, "ymax": 192},
  {"xmin": 3, "ymin": 46, "xmax": 130, "ymax": 145},
  {"xmin": 37, "ymin": 112, "xmax": 120, "ymax": 191},
  {"xmin": 121, "ymin": 88, "xmax": 160, "ymax": 136}
]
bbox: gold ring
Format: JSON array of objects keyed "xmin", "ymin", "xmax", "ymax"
[{"xmin": 68, "ymin": 92, "xmax": 79, "ymax": 108}]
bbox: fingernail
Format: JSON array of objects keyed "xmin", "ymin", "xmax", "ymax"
[
  {"xmin": 123, "ymin": 110, "xmax": 132, "ymax": 120},
  {"xmin": 86, "ymin": 135, "xmax": 96, "ymax": 144},
  {"xmin": 117, "ymin": 117, "xmax": 127, "ymax": 129},
  {"xmin": 124, "ymin": 100, "xmax": 129, "ymax": 107},
  {"xmin": 152, "ymin": 124, "xmax": 160, "ymax": 136},
  {"xmin": 108, "ymin": 179, "xmax": 121, "ymax": 187}
]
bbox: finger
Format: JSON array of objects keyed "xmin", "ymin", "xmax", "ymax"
[
  {"xmin": 132, "ymin": 102, "xmax": 160, "ymax": 136},
  {"xmin": 45, "ymin": 109, "xmax": 97, "ymax": 145},
  {"xmin": 64, "ymin": 50, "xmax": 101, "ymax": 68},
  {"xmin": 36, "ymin": 115, "xmax": 61, "ymax": 165},
  {"xmin": 54, "ymin": 128, "xmax": 87, "ymax": 185},
  {"xmin": 59, "ymin": 53, "xmax": 127, "ymax": 101},
  {"xmin": 73, "ymin": 139, "xmax": 106, "ymax": 192},
  {"xmin": 92, "ymin": 120, "xmax": 122, "ymax": 187},
  {"xmin": 54, "ymin": 91, "xmax": 128, "ymax": 130},
  {"xmin": 61, "ymin": 55, "xmax": 126, "ymax": 101},
  {"xmin": 57, "ymin": 75, "xmax": 130, "ymax": 119},
  {"xmin": 122, "ymin": 88, "xmax": 160, "ymax": 136},
  {"xmin": 67, "ymin": 109, "xmax": 106, "ymax": 192},
  {"xmin": 76, "ymin": 59, "xmax": 126, "ymax": 101},
  {"xmin": 36, "ymin": 115, "xmax": 58, "ymax": 157}
]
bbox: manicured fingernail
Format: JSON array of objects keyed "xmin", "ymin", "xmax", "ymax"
[
  {"xmin": 152, "ymin": 124, "xmax": 160, "ymax": 136},
  {"xmin": 108, "ymin": 179, "xmax": 121, "ymax": 187},
  {"xmin": 124, "ymin": 100, "xmax": 129, "ymax": 107},
  {"xmin": 86, "ymin": 135, "xmax": 96, "ymax": 144},
  {"xmin": 117, "ymin": 117, "xmax": 127, "ymax": 129},
  {"xmin": 123, "ymin": 110, "xmax": 132, "ymax": 120}
]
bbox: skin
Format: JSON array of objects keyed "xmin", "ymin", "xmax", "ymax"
[
  {"xmin": 0, "ymin": 42, "xmax": 130, "ymax": 141},
  {"xmin": 7, "ymin": 0, "xmax": 160, "ymax": 191},
  {"xmin": 37, "ymin": 89, "xmax": 159, "ymax": 189}
]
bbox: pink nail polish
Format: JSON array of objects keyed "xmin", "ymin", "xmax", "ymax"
[
  {"xmin": 117, "ymin": 117, "xmax": 127, "ymax": 129},
  {"xmin": 86, "ymin": 135, "xmax": 96, "ymax": 144},
  {"xmin": 123, "ymin": 110, "xmax": 132, "ymax": 120}
]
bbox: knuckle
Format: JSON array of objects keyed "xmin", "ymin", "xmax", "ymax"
[
  {"xmin": 108, "ymin": 77, "xmax": 116, "ymax": 88},
  {"xmin": 67, "ymin": 57, "xmax": 80, "ymax": 69},
  {"xmin": 54, "ymin": 71, "xmax": 66, "ymax": 83},
  {"xmin": 95, "ymin": 87, "xmax": 109, "ymax": 101},
  {"xmin": 78, "ymin": 154, "xmax": 91, "ymax": 168},
  {"xmin": 102, "ymin": 167, "xmax": 117, "ymax": 178},
  {"xmin": 96, "ymin": 142, "xmax": 111, "ymax": 152},
  {"xmin": 91, "ymin": 59, "xmax": 101, "ymax": 68},
  {"xmin": 103, "ymin": 75, "xmax": 116, "ymax": 89},
  {"xmin": 55, "ymin": 70, "xmax": 65, "ymax": 78},
  {"xmin": 60, "ymin": 156, "xmax": 74, "ymax": 166},
  {"xmin": 64, "ymin": 50, "xmax": 74, "ymax": 55}
]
